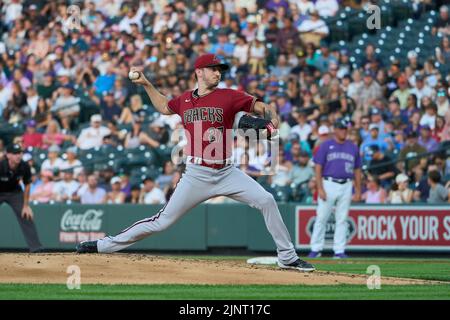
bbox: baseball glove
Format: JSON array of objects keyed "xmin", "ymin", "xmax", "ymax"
[{"xmin": 237, "ymin": 114, "xmax": 279, "ymax": 140}]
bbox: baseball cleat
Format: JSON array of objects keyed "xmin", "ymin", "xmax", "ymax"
[
  {"xmin": 76, "ymin": 240, "xmax": 98, "ymax": 254},
  {"xmin": 333, "ymin": 253, "xmax": 349, "ymax": 259},
  {"xmin": 278, "ymin": 259, "xmax": 315, "ymax": 272},
  {"xmin": 307, "ymin": 251, "xmax": 322, "ymax": 258}
]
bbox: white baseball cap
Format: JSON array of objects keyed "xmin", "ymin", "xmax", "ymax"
[
  {"xmin": 396, "ymin": 173, "xmax": 409, "ymax": 184},
  {"xmin": 91, "ymin": 114, "xmax": 102, "ymax": 123},
  {"xmin": 318, "ymin": 125, "xmax": 330, "ymax": 135},
  {"xmin": 111, "ymin": 176, "xmax": 121, "ymax": 185}
]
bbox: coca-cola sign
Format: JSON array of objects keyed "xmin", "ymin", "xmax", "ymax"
[{"xmin": 60, "ymin": 209, "xmax": 103, "ymax": 231}]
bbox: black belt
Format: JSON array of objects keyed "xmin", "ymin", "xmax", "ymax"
[{"xmin": 324, "ymin": 177, "xmax": 351, "ymax": 184}]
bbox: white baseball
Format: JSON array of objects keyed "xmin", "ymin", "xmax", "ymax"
[{"xmin": 128, "ymin": 71, "xmax": 140, "ymax": 80}]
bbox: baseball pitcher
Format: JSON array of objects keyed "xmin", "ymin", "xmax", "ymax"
[{"xmin": 76, "ymin": 53, "xmax": 315, "ymax": 272}]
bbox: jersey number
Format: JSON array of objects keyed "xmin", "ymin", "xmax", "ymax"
[{"xmin": 207, "ymin": 127, "xmax": 224, "ymax": 143}]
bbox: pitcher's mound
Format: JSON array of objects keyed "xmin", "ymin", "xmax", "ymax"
[{"xmin": 0, "ymin": 253, "xmax": 432, "ymax": 285}]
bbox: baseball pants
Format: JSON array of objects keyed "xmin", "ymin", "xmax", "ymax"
[
  {"xmin": 0, "ymin": 192, "xmax": 43, "ymax": 252},
  {"xmin": 97, "ymin": 163, "xmax": 299, "ymax": 265},
  {"xmin": 310, "ymin": 179, "xmax": 352, "ymax": 254}
]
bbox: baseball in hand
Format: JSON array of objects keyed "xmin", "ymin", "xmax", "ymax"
[{"xmin": 128, "ymin": 70, "xmax": 140, "ymax": 80}]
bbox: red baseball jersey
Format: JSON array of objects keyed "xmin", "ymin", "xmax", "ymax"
[{"xmin": 168, "ymin": 88, "xmax": 257, "ymax": 161}]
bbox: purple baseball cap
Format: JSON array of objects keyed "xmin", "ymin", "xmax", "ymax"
[{"xmin": 26, "ymin": 119, "xmax": 37, "ymax": 127}]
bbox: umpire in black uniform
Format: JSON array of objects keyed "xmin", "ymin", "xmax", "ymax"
[{"xmin": 0, "ymin": 144, "xmax": 42, "ymax": 252}]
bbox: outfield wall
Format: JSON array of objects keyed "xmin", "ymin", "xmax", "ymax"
[{"xmin": 0, "ymin": 204, "xmax": 449, "ymax": 252}]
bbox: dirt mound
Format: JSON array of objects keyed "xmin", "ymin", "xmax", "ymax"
[{"xmin": 0, "ymin": 253, "xmax": 434, "ymax": 285}]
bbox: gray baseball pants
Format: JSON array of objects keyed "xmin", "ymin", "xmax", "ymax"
[{"xmin": 97, "ymin": 163, "xmax": 299, "ymax": 264}]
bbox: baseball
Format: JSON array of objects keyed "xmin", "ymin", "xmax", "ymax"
[{"xmin": 128, "ymin": 70, "xmax": 140, "ymax": 80}]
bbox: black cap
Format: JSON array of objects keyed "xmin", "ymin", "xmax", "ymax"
[
  {"xmin": 407, "ymin": 131, "xmax": 419, "ymax": 138},
  {"xmin": 63, "ymin": 168, "xmax": 74, "ymax": 174},
  {"xmin": 370, "ymin": 108, "xmax": 381, "ymax": 116},
  {"xmin": 368, "ymin": 144, "xmax": 380, "ymax": 154},
  {"xmin": 6, "ymin": 144, "xmax": 23, "ymax": 154},
  {"xmin": 142, "ymin": 176, "xmax": 154, "ymax": 183},
  {"xmin": 299, "ymin": 150, "xmax": 309, "ymax": 158},
  {"xmin": 334, "ymin": 118, "xmax": 348, "ymax": 129}
]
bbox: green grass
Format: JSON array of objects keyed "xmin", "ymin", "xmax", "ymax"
[
  {"xmin": 310, "ymin": 258, "xmax": 450, "ymax": 282},
  {"xmin": 0, "ymin": 283, "xmax": 449, "ymax": 300}
]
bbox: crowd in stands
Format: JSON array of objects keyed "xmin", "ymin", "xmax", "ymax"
[{"xmin": 0, "ymin": 0, "xmax": 449, "ymax": 205}]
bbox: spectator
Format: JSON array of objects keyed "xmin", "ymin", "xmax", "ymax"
[
  {"xmin": 276, "ymin": 16, "xmax": 300, "ymax": 54},
  {"xmin": 362, "ymin": 175, "xmax": 387, "ymax": 204},
  {"xmin": 303, "ymin": 176, "xmax": 318, "ymax": 204},
  {"xmin": 290, "ymin": 110, "xmax": 312, "ymax": 141},
  {"xmin": 22, "ymin": 119, "xmax": 43, "ymax": 149},
  {"xmin": 60, "ymin": 147, "xmax": 83, "ymax": 177},
  {"xmin": 313, "ymin": 40, "xmax": 338, "ymax": 73},
  {"xmin": 399, "ymin": 131, "xmax": 427, "ymax": 171},
  {"xmin": 427, "ymin": 170, "xmax": 450, "ymax": 203},
  {"xmin": 147, "ymin": 118, "xmax": 169, "ymax": 146},
  {"xmin": 410, "ymin": 75, "xmax": 435, "ymax": 102},
  {"xmin": 436, "ymin": 87, "xmax": 449, "ymax": 117},
  {"xmin": 271, "ymin": 158, "xmax": 292, "ymax": 187},
  {"xmin": 156, "ymin": 161, "xmax": 176, "ymax": 191},
  {"xmin": 2, "ymin": 81, "xmax": 29, "ymax": 124},
  {"xmin": 401, "ymin": 94, "xmax": 419, "ymax": 124},
  {"xmin": 412, "ymin": 165, "xmax": 430, "ymax": 202},
  {"xmin": 420, "ymin": 103, "xmax": 438, "ymax": 129},
  {"xmin": 435, "ymin": 36, "xmax": 450, "ymax": 64},
  {"xmin": 33, "ymin": 98, "xmax": 52, "ymax": 130},
  {"xmin": 314, "ymin": 0, "xmax": 339, "ymax": 18},
  {"xmin": 104, "ymin": 176, "xmax": 126, "ymax": 204},
  {"xmin": 432, "ymin": 5, "xmax": 450, "ymax": 36},
  {"xmin": 40, "ymin": 145, "xmax": 65, "ymax": 173},
  {"xmin": 50, "ymin": 84, "xmax": 81, "ymax": 131},
  {"xmin": 360, "ymin": 124, "xmax": 389, "ymax": 162},
  {"xmin": 248, "ymin": 35, "xmax": 267, "ymax": 76},
  {"xmin": 142, "ymin": 176, "xmax": 166, "ymax": 205},
  {"xmin": 418, "ymin": 125, "xmax": 439, "ymax": 152},
  {"xmin": 313, "ymin": 125, "xmax": 330, "ymax": 154},
  {"xmin": 368, "ymin": 145, "xmax": 398, "ymax": 187},
  {"xmin": 119, "ymin": 94, "xmax": 145, "ymax": 124},
  {"xmin": 271, "ymin": 55, "xmax": 292, "ymax": 80},
  {"xmin": 42, "ymin": 120, "xmax": 75, "ymax": 149},
  {"xmin": 100, "ymin": 91, "xmax": 122, "ymax": 122},
  {"xmin": 30, "ymin": 170, "xmax": 54, "ymax": 203},
  {"xmin": 289, "ymin": 150, "xmax": 314, "ymax": 185},
  {"xmin": 356, "ymin": 70, "xmax": 383, "ymax": 114},
  {"xmin": 298, "ymin": 9, "xmax": 329, "ymax": 47},
  {"xmin": 52, "ymin": 169, "xmax": 79, "ymax": 203},
  {"xmin": 294, "ymin": 0, "xmax": 315, "ymax": 15},
  {"xmin": 210, "ymin": 31, "xmax": 234, "ymax": 60},
  {"xmin": 233, "ymin": 35, "xmax": 250, "ymax": 66},
  {"xmin": 164, "ymin": 171, "xmax": 181, "ymax": 202},
  {"xmin": 391, "ymin": 75, "xmax": 411, "ymax": 110},
  {"xmin": 76, "ymin": 114, "xmax": 111, "ymax": 150},
  {"xmin": 79, "ymin": 174, "xmax": 106, "ymax": 204},
  {"xmin": 126, "ymin": 184, "xmax": 142, "ymax": 204},
  {"xmin": 388, "ymin": 173, "xmax": 413, "ymax": 204}
]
